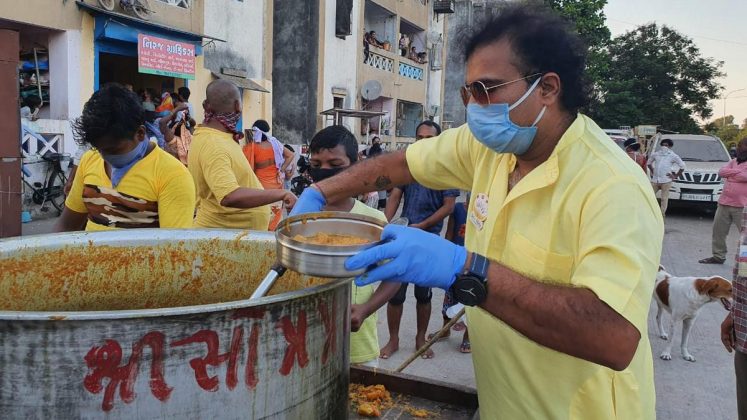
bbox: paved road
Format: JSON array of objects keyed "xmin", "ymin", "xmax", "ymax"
[{"xmin": 18, "ymin": 206, "xmax": 741, "ymax": 418}]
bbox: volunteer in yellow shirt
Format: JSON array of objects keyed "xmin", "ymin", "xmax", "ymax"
[
  {"xmin": 188, "ymin": 79, "xmax": 296, "ymax": 230},
  {"xmin": 55, "ymin": 84, "xmax": 195, "ymax": 232},
  {"xmin": 291, "ymin": 5, "xmax": 661, "ymax": 419},
  {"xmin": 305, "ymin": 125, "xmax": 400, "ymax": 367}
]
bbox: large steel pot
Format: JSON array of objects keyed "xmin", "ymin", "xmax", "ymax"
[{"xmin": 0, "ymin": 230, "xmax": 350, "ymax": 419}]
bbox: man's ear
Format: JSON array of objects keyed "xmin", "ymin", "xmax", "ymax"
[
  {"xmin": 537, "ymin": 72, "xmax": 561, "ymax": 108},
  {"xmin": 135, "ymin": 126, "xmax": 147, "ymax": 142},
  {"xmin": 234, "ymin": 99, "xmax": 242, "ymax": 114}
]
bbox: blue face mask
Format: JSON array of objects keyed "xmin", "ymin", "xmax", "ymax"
[
  {"xmin": 466, "ymin": 77, "xmax": 546, "ymax": 156},
  {"xmin": 101, "ymin": 139, "xmax": 150, "ymax": 187}
]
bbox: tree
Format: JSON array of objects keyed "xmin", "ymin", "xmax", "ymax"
[
  {"xmin": 703, "ymin": 115, "xmax": 734, "ymax": 133},
  {"xmin": 590, "ymin": 24, "xmax": 724, "ymax": 133},
  {"xmin": 704, "ymin": 115, "xmax": 747, "ymax": 146},
  {"xmin": 545, "ymin": 0, "xmax": 611, "ymax": 111}
]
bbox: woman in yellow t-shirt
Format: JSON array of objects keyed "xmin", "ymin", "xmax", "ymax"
[
  {"xmin": 55, "ymin": 83, "xmax": 195, "ymax": 232},
  {"xmin": 307, "ymin": 125, "xmax": 401, "ymax": 367}
]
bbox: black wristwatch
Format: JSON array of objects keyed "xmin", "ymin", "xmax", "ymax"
[{"xmin": 450, "ymin": 253, "xmax": 489, "ymax": 306}]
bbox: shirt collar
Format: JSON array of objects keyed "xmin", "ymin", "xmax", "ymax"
[{"xmin": 512, "ymin": 114, "xmax": 585, "ymax": 190}]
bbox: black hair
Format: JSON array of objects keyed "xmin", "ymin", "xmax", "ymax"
[
  {"xmin": 170, "ymin": 92, "xmax": 180, "ymax": 103},
  {"xmin": 252, "ymin": 119, "xmax": 271, "ymax": 133},
  {"xmin": 309, "ymin": 125, "xmax": 359, "ymax": 163},
  {"xmin": 178, "ymin": 86, "xmax": 191, "ymax": 101},
  {"xmin": 464, "ymin": 3, "xmax": 589, "ymax": 114},
  {"xmin": 416, "ymin": 120, "xmax": 442, "ymax": 136},
  {"xmin": 72, "ymin": 83, "xmax": 145, "ymax": 148},
  {"xmin": 660, "ymin": 138, "xmax": 674, "ymax": 147},
  {"xmin": 24, "ymin": 95, "xmax": 42, "ymax": 109},
  {"xmin": 252, "ymin": 119, "xmax": 271, "ymax": 141}
]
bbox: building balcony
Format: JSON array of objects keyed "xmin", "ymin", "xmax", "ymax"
[
  {"xmin": 365, "ymin": 50, "xmax": 395, "ymax": 73},
  {"xmin": 362, "ymin": 47, "xmax": 426, "ymax": 104}
]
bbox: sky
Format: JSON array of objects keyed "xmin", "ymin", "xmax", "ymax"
[{"xmin": 604, "ymin": 0, "xmax": 747, "ymax": 128}]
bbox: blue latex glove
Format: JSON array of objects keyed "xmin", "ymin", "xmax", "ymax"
[
  {"xmin": 346, "ymin": 224, "xmax": 468, "ymax": 290},
  {"xmin": 289, "ymin": 186, "xmax": 326, "ymax": 216}
]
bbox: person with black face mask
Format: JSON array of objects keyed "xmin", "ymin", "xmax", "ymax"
[
  {"xmin": 700, "ymin": 137, "xmax": 747, "ymax": 265},
  {"xmin": 307, "ymin": 125, "xmax": 400, "ymax": 368}
]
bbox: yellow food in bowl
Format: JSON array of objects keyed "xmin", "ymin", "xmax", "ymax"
[{"xmin": 292, "ymin": 232, "xmax": 372, "ymax": 246}]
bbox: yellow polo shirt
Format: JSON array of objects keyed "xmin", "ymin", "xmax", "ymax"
[
  {"xmin": 188, "ymin": 126, "xmax": 270, "ymax": 230},
  {"xmin": 406, "ymin": 115, "xmax": 662, "ymax": 419},
  {"xmin": 348, "ymin": 200, "xmax": 387, "ymax": 364},
  {"xmin": 66, "ymin": 146, "xmax": 195, "ymax": 230}
]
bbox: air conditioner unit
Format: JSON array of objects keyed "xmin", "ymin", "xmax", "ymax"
[{"xmin": 434, "ymin": 1, "xmax": 455, "ymax": 14}]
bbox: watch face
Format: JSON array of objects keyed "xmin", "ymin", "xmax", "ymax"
[{"xmin": 453, "ymin": 276, "xmax": 486, "ymax": 306}]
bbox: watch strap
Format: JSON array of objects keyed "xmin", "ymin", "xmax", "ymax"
[{"xmin": 467, "ymin": 253, "xmax": 489, "ymax": 280}]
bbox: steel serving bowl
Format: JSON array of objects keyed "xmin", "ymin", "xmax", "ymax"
[{"xmin": 276, "ymin": 212, "xmax": 386, "ymax": 278}]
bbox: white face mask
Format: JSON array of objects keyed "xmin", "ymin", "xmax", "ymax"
[{"xmin": 661, "ymin": 146, "xmax": 670, "ymax": 152}]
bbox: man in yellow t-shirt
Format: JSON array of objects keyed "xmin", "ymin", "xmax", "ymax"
[
  {"xmin": 306, "ymin": 125, "xmax": 400, "ymax": 367},
  {"xmin": 290, "ymin": 5, "xmax": 661, "ymax": 419},
  {"xmin": 188, "ymin": 79, "xmax": 296, "ymax": 230},
  {"xmin": 55, "ymin": 84, "xmax": 195, "ymax": 232}
]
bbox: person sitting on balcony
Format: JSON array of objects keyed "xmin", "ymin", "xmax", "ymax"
[
  {"xmin": 399, "ymin": 34, "xmax": 409, "ymax": 57},
  {"xmin": 366, "ymin": 31, "xmax": 384, "ymax": 49},
  {"xmin": 407, "ymin": 47, "xmax": 428, "ymax": 64},
  {"xmin": 56, "ymin": 83, "xmax": 196, "ymax": 232},
  {"xmin": 417, "ymin": 51, "xmax": 428, "ymax": 64}
]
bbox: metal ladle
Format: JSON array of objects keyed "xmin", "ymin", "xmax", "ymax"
[{"xmin": 249, "ymin": 216, "xmax": 408, "ymax": 300}]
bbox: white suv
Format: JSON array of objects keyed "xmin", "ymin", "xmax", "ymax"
[{"xmin": 647, "ymin": 134, "xmax": 730, "ymax": 206}]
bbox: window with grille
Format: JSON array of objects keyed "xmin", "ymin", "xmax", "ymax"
[{"xmin": 154, "ymin": 0, "xmax": 190, "ymax": 8}]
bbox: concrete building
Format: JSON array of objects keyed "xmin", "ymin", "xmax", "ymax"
[
  {"xmin": 442, "ymin": 0, "xmax": 504, "ymax": 128},
  {"xmin": 273, "ymin": 0, "xmax": 451, "ymax": 149},
  {"xmin": 197, "ymin": 0, "xmax": 274, "ymax": 129},
  {"xmin": 0, "ymin": 0, "xmax": 272, "ymax": 222}
]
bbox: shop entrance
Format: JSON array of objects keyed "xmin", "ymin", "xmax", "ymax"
[{"xmin": 98, "ymin": 52, "xmax": 185, "ymax": 100}]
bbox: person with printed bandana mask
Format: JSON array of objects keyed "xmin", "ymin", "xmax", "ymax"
[
  {"xmin": 307, "ymin": 125, "xmax": 401, "ymax": 368},
  {"xmin": 290, "ymin": 4, "xmax": 662, "ymax": 419},
  {"xmin": 55, "ymin": 83, "xmax": 195, "ymax": 232},
  {"xmin": 188, "ymin": 79, "xmax": 297, "ymax": 230}
]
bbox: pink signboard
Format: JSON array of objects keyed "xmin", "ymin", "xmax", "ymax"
[{"xmin": 138, "ymin": 34, "xmax": 196, "ymax": 80}]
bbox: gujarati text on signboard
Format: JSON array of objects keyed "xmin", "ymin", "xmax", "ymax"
[{"xmin": 138, "ymin": 34, "xmax": 196, "ymax": 80}]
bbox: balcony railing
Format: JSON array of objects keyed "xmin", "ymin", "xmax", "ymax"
[
  {"xmin": 21, "ymin": 120, "xmax": 65, "ymax": 160},
  {"xmin": 365, "ymin": 48, "xmax": 427, "ymax": 84},
  {"xmin": 398, "ymin": 62, "xmax": 424, "ymax": 81},
  {"xmin": 365, "ymin": 51, "xmax": 394, "ymax": 73}
]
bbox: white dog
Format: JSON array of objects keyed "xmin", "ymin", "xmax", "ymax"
[{"xmin": 653, "ymin": 266, "xmax": 732, "ymax": 362}]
